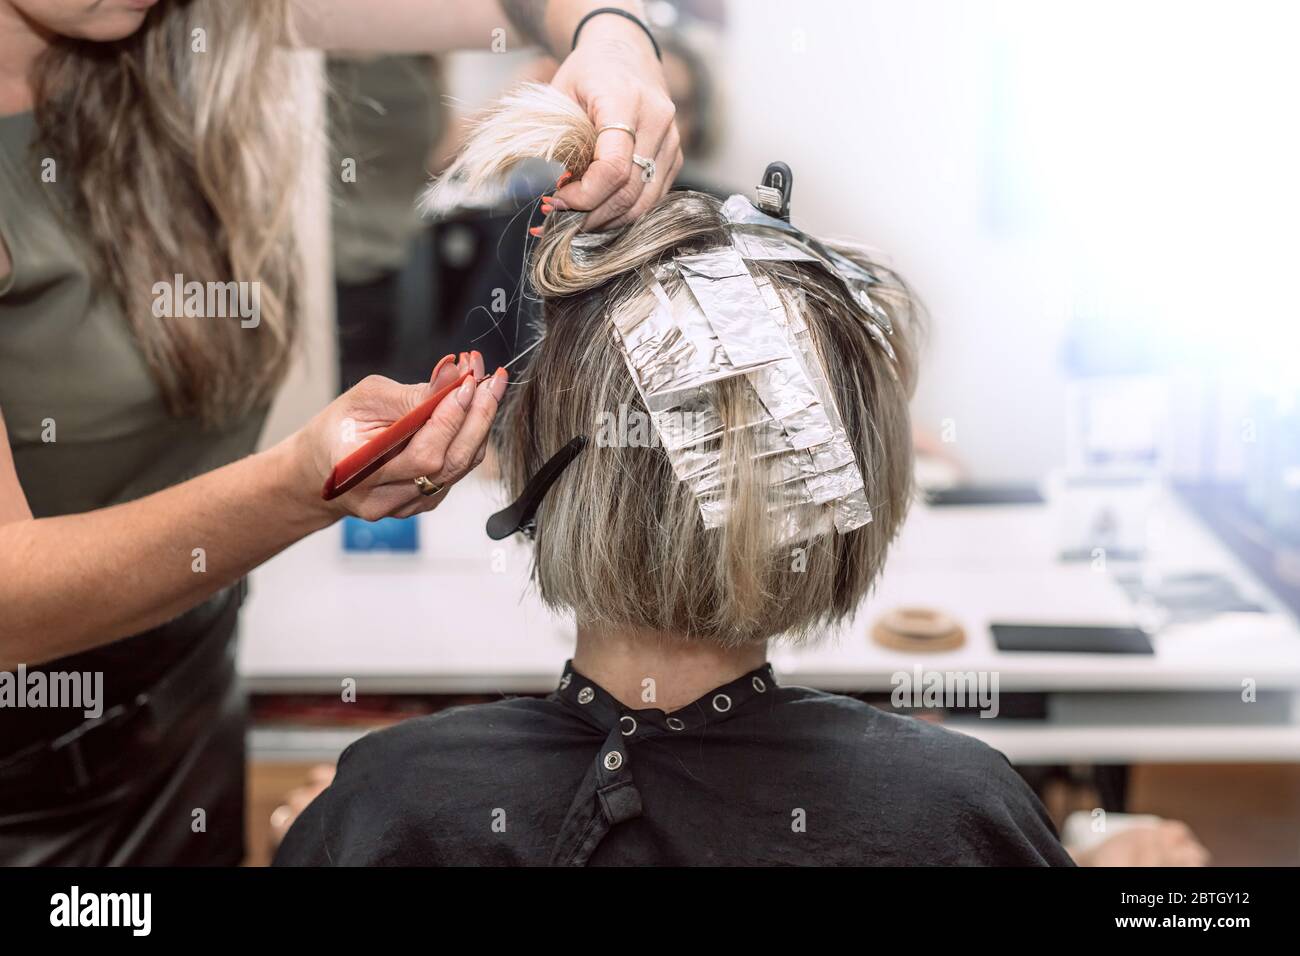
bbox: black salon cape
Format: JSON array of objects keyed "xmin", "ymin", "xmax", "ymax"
[{"xmin": 274, "ymin": 662, "xmax": 1074, "ymax": 866}]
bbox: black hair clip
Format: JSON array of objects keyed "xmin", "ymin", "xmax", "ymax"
[
  {"xmin": 737, "ymin": 161, "xmax": 891, "ymax": 334},
  {"xmin": 486, "ymin": 435, "xmax": 588, "ymax": 540},
  {"xmin": 754, "ymin": 161, "xmax": 793, "ymax": 222}
]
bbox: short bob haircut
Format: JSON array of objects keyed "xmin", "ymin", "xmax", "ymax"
[{"xmin": 429, "ymin": 86, "xmax": 921, "ymax": 648}]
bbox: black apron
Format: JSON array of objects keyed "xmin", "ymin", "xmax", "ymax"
[{"xmin": 0, "ymin": 584, "xmax": 246, "ymax": 865}]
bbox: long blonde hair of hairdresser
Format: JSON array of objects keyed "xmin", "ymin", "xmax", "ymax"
[
  {"xmin": 32, "ymin": 0, "xmax": 309, "ymax": 426},
  {"xmin": 425, "ymin": 84, "xmax": 924, "ymax": 648}
]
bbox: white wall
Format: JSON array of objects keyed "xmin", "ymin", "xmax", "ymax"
[
  {"xmin": 441, "ymin": 0, "xmax": 1300, "ymax": 482},
  {"xmin": 262, "ymin": 51, "xmax": 337, "ymax": 448},
  {"xmin": 689, "ymin": 0, "xmax": 1067, "ymax": 480},
  {"xmin": 692, "ymin": 0, "xmax": 1300, "ymax": 481}
]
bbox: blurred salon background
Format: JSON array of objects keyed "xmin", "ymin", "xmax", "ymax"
[{"xmin": 247, "ymin": 0, "xmax": 1300, "ymax": 866}]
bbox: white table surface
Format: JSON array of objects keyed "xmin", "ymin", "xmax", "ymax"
[
  {"xmin": 239, "ymin": 474, "xmax": 1300, "ymax": 691},
  {"xmin": 238, "ymin": 475, "xmax": 1300, "ymax": 763}
]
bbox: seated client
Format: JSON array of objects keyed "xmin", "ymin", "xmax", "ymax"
[{"xmin": 276, "ymin": 86, "xmax": 1073, "ymax": 867}]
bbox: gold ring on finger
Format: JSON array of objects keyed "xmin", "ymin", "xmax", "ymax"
[{"xmin": 413, "ymin": 476, "xmax": 445, "ymax": 497}]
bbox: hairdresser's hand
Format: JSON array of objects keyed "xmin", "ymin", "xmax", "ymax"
[
  {"xmin": 549, "ymin": 13, "xmax": 682, "ymax": 231},
  {"xmin": 291, "ymin": 351, "xmax": 507, "ymax": 522}
]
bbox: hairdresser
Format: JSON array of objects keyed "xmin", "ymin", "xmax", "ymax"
[{"xmin": 0, "ymin": 0, "xmax": 680, "ymax": 865}]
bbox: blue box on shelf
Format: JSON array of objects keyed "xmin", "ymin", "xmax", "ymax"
[{"xmin": 342, "ymin": 515, "xmax": 419, "ymax": 553}]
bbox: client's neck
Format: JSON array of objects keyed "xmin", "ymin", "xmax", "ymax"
[{"xmin": 573, "ymin": 624, "xmax": 768, "ymax": 712}]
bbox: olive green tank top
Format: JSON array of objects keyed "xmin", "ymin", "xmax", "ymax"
[{"xmin": 0, "ymin": 110, "xmax": 267, "ymax": 518}]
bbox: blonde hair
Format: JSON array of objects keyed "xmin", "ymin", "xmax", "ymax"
[
  {"xmin": 429, "ymin": 84, "xmax": 922, "ymax": 647},
  {"xmin": 34, "ymin": 0, "xmax": 308, "ymax": 425}
]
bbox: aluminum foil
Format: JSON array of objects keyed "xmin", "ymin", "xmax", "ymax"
[
  {"xmin": 609, "ymin": 235, "xmax": 874, "ymax": 543},
  {"xmin": 720, "ymin": 194, "xmax": 895, "ymax": 337}
]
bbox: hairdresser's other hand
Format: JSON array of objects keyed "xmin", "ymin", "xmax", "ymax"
[
  {"xmin": 549, "ymin": 12, "xmax": 682, "ymax": 231},
  {"xmin": 1071, "ymin": 820, "xmax": 1211, "ymax": 867},
  {"xmin": 291, "ymin": 351, "xmax": 507, "ymax": 522},
  {"xmin": 269, "ymin": 764, "xmax": 335, "ymax": 848}
]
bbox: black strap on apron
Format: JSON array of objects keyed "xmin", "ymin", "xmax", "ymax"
[
  {"xmin": 546, "ymin": 660, "xmax": 778, "ymax": 865},
  {"xmin": 548, "ymin": 724, "xmax": 644, "ymax": 866}
]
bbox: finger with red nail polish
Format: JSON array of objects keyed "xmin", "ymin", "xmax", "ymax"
[{"xmin": 429, "ymin": 353, "xmax": 459, "ymax": 391}]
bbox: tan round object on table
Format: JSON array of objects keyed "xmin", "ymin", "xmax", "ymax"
[{"xmin": 871, "ymin": 607, "xmax": 966, "ymax": 652}]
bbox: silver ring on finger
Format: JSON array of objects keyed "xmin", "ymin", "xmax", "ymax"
[
  {"xmin": 413, "ymin": 475, "xmax": 445, "ymax": 497},
  {"xmin": 631, "ymin": 153, "xmax": 656, "ymax": 183},
  {"xmin": 598, "ymin": 122, "xmax": 636, "ymax": 141}
]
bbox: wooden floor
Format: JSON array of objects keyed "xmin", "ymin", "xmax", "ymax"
[
  {"xmin": 246, "ymin": 760, "xmax": 1300, "ymax": 866},
  {"xmin": 246, "ymin": 761, "xmax": 320, "ymax": 867},
  {"xmin": 1128, "ymin": 764, "xmax": 1300, "ymax": 866}
]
